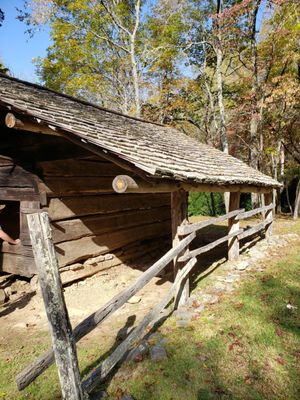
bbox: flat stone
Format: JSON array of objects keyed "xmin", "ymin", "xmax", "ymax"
[
  {"xmin": 150, "ymin": 344, "xmax": 167, "ymax": 361},
  {"xmin": 202, "ymin": 294, "xmax": 219, "ymax": 305},
  {"xmin": 224, "ymin": 274, "xmax": 240, "ymax": 283},
  {"xmin": 127, "ymin": 295, "xmax": 141, "ymax": 304},
  {"xmin": 69, "ymin": 263, "xmax": 84, "ymax": 271},
  {"xmin": 173, "ymin": 310, "xmax": 193, "ymax": 320},
  {"xmin": 0, "ymin": 289, "xmax": 6, "ymax": 305},
  {"xmin": 193, "ymin": 303, "xmax": 205, "ymax": 313},
  {"xmin": 147, "ymin": 332, "xmax": 163, "ymax": 345},
  {"xmin": 235, "ymin": 261, "xmax": 249, "ymax": 271},
  {"xmin": 213, "ymin": 283, "xmax": 226, "ymax": 292},
  {"xmin": 176, "ymin": 319, "xmax": 192, "ymax": 328},
  {"xmin": 84, "ymin": 255, "xmax": 105, "ymax": 265}
]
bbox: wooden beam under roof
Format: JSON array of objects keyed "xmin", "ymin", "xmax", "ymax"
[{"xmin": 112, "ymin": 175, "xmax": 273, "ymax": 194}]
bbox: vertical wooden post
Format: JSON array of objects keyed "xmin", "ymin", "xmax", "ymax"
[
  {"xmin": 171, "ymin": 189, "xmax": 189, "ymax": 307},
  {"xmin": 228, "ymin": 192, "xmax": 241, "ymax": 261},
  {"xmin": 264, "ymin": 192, "xmax": 273, "ymax": 239},
  {"xmin": 20, "ymin": 201, "xmax": 40, "ymax": 245},
  {"xmin": 27, "ymin": 212, "xmax": 86, "ymax": 400}
]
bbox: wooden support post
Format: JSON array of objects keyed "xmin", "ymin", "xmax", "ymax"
[
  {"xmin": 228, "ymin": 192, "xmax": 241, "ymax": 261},
  {"xmin": 171, "ymin": 189, "xmax": 189, "ymax": 307},
  {"xmin": 264, "ymin": 192, "xmax": 273, "ymax": 239},
  {"xmin": 26, "ymin": 212, "xmax": 86, "ymax": 400}
]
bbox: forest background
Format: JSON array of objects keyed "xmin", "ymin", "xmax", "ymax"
[{"xmin": 1, "ymin": 0, "xmax": 300, "ymax": 217}]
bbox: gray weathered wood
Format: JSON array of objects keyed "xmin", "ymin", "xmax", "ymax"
[
  {"xmin": 228, "ymin": 192, "xmax": 241, "ymax": 261},
  {"xmin": 237, "ymin": 221, "xmax": 269, "ymax": 241},
  {"xmin": 172, "ymin": 190, "xmax": 189, "ymax": 307},
  {"xmin": 236, "ymin": 203, "xmax": 274, "ymax": 220},
  {"xmin": 81, "ymin": 257, "xmax": 197, "ymax": 393},
  {"xmin": 178, "ymin": 229, "xmax": 243, "ymax": 262},
  {"xmin": 177, "ymin": 208, "xmax": 245, "ymax": 236},
  {"xmin": 16, "ymin": 230, "xmax": 195, "ymax": 391},
  {"xmin": 264, "ymin": 193, "xmax": 273, "ymax": 239},
  {"xmin": 26, "ymin": 212, "xmax": 85, "ymax": 400}
]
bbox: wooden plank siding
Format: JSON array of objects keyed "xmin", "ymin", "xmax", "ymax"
[{"xmin": 0, "ymin": 154, "xmax": 171, "ymax": 277}]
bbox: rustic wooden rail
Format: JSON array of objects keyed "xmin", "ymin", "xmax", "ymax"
[
  {"xmin": 16, "ymin": 229, "xmax": 196, "ymax": 391},
  {"xmin": 17, "ymin": 201, "xmax": 273, "ymax": 395},
  {"xmin": 82, "ymin": 257, "xmax": 197, "ymax": 393},
  {"xmin": 177, "ymin": 209, "xmax": 245, "ymax": 236},
  {"xmin": 236, "ymin": 203, "xmax": 274, "ymax": 220}
]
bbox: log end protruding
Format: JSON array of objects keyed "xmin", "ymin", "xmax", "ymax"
[
  {"xmin": 112, "ymin": 175, "xmax": 138, "ymax": 193},
  {"xmin": 5, "ymin": 112, "xmax": 23, "ymax": 129}
]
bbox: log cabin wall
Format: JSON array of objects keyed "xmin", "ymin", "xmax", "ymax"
[
  {"xmin": 0, "ymin": 155, "xmax": 40, "ymax": 276},
  {"xmin": 38, "ymin": 156, "xmax": 171, "ymax": 270},
  {"xmin": 0, "ymin": 127, "xmax": 171, "ymax": 278}
]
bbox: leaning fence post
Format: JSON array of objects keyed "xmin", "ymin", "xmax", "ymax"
[
  {"xmin": 27, "ymin": 212, "xmax": 86, "ymax": 400},
  {"xmin": 228, "ymin": 192, "xmax": 241, "ymax": 261}
]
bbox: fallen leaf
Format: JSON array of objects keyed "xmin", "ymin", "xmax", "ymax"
[
  {"xmin": 192, "ymin": 300, "xmax": 200, "ymax": 308},
  {"xmin": 275, "ymin": 357, "xmax": 285, "ymax": 365},
  {"xmin": 275, "ymin": 327, "xmax": 284, "ymax": 337}
]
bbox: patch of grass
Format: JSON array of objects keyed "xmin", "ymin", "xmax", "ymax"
[{"xmin": 106, "ymin": 235, "xmax": 300, "ymax": 400}]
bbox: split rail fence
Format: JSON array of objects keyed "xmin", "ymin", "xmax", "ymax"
[{"xmin": 16, "ymin": 204, "xmax": 273, "ymax": 398}]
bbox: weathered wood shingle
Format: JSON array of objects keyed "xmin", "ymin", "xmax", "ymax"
[{"xmin": 0, "ymin": 75, "xmax": 280, "ymax": 188}]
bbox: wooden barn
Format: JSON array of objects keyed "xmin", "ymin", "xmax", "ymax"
[{"xmin": 0, "ymin": 74, "xmax": 280, "ymax": 284}]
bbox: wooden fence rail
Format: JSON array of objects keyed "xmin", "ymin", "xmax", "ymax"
[
  {"xmin": 16, "ymin": 230, "xmax": 196, "ymax": 391},
  {"xmin": 178, "ymin": 229, "xmax": 244, "ymax": 263},
  {"xmin": 177, "ymin": 209, "xmax": 245, "ymax": 236},
  {"xmin": 237, "ymin": 203, "xmax": 274, "ymax": 220},
  {"xmin": 17, "ymin": 202, "xmax": 273, "ymax": 395},
  {"xmin": 82, "ymin": 257, "xmax": 197, "ymax": 393}
]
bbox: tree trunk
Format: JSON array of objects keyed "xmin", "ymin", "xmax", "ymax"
[
  {"xmin": 286, "ymin": 184, "xmax": 293, "ymax": 216},
  {"xmin": 130, "ymin": 0, "xmax": 141, "ymax": 117},
  {"xmin": 249, "ymin": 1, "xmax": 262, "ymax": 209},
  {"xmin": 216, "ymin": 46, "xmax": 228, "ymax": 155},
  {"xmin": 216, "ymin": 0, "xmax": 229, "ymax": 212},
  {"xmin": 293, "ymin": 179, "xmax": 300, "ymax": 219}
]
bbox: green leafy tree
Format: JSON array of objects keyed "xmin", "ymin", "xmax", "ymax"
[{"xmin": 19, "ymin": 0, "xmax": 144, "ymax": 116}]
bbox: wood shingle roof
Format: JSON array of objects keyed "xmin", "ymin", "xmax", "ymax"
[{"xmin": 0, "ymin": 74, "xmax": 280, "ymax": 189}]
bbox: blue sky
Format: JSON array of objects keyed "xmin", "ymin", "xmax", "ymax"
[{"xmin": 0, "ymin": 0, "xmax": 50, "ymax": 82}]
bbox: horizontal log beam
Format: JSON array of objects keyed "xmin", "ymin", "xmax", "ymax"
[
  {"xmin": 112, "ymin": 175, "xmax": 274, "ymax": 195},
  {"xmin": 178, "ymin": 209, "xmax": 245, "ymax": 236},
  {"xmin": 112, "ymin": 175, "xmax": 180, "ymax": 193},
  {"xmin": 16, "ymin": 231, "xmax": 196, "ymax": 391},
  {"xmin": 237, "ymin": 203, "xmax": 274, "ymax": 220},
  {"xmin": 5, "ymin": 113, "xmax": 61, "ymax": 136}
]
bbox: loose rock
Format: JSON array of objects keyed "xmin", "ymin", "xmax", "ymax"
[
  {"xmin": 235, "ymin": 260, "xmax": 249, "ymax": 271},
  {"xmin": 0, "ymin": 289, "xmax": 6, "ymax": 305},
  {"xmin": 127, "ymin": 295, "xmax": 141, "ymax": 304},
  {"xmin": 150, "ymin": 344, "xmax": 167, "ymax": 361}
]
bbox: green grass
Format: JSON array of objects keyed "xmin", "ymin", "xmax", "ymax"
[
  {"xmin": 1, "ymin": 218, "xmax": 300, "ymax": 400},
  {"xmin": 105, "ymin": 221, "xmax": 300, "ymax": 400}
]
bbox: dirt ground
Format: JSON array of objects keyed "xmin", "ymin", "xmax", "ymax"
[
  {"xmin": 0, "ymin": 221, "xmax": 227, "ymax": 343},
  {"xmin": 0, "ymin": 259, "xmax": 174, "ymax": 342}
]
